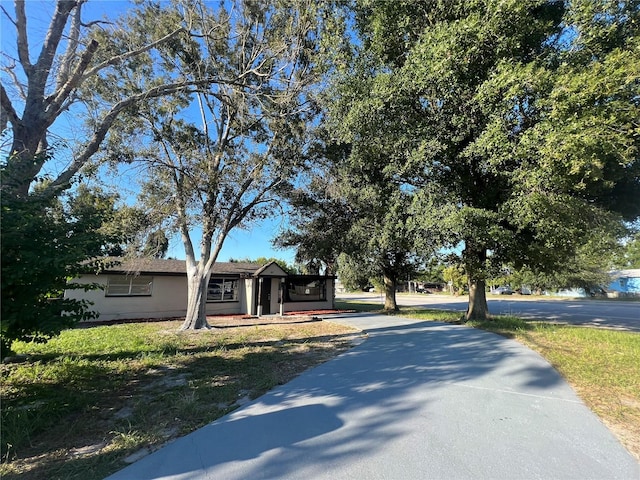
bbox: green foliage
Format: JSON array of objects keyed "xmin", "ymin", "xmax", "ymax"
[
  {"xmin": 0, "ymin": 193, "xmax": 100, "ymax": 358},
  {"xmin": 326, "ymin": 0, "xmax": 639, "ymax": 319},
  {"xmin": 442, "ymin": 265, "xmax": 467, "ymax": 295},
  {"xmin": 230, "ymin": 257, "xmax": 298, "ymax": 274},
  {"xmin": 336, "ymin": 252, "xmax": 378, "ymax": 291},
  {"xmin": 616, "ymin": 232, "xmax": 640, "ymax": 269}
]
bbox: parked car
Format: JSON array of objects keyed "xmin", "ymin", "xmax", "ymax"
[{"xmin": 491, "ymin": 286, "xmax": 514, "ymax": 295}]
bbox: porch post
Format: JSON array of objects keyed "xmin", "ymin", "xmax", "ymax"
[
  {"xmin": 279, "ymin": 277, "xmax": 285, "ymax": 316},
  {"xmin": 257, "ymin": 277, "xmax": 263, "ymax": 317}
]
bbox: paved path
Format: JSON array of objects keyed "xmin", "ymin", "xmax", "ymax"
[{"xmin": 106, "ymin": 313, "xmax": 639, "ymax": 480}]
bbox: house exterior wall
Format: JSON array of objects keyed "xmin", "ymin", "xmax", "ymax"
[
  {"xmin": 607, "ymin": 269, "xmax": 640, "ymax": 297},
  {"xmin": 66, "ymin": 271, "xmax": 336, "ymax": 321},
  {"xmin": 67, "ymin": 274, "xmax": 188, "ymax": 321},
  {"xmin": 67, "ymin": 274, "xmax": 246, "ymax": 321}
]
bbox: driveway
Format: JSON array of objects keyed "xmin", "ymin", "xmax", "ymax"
[
  {"xmin": 105, "ymin": 313, "xmax": 638, "ymax": 480},
  {"xmin": 339, "ymin": 292, "xmax": 640, "ymax": 332}
]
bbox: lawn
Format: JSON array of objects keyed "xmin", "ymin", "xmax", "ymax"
[
  {"xmin": 335, "ymin": 300, "xmax": 640, "ymax": 461},
  {"xmin": 0, "ymin": 318, "xmax": 363, "ymax": 480}
]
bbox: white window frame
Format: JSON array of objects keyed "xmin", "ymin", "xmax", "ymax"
[{"xmin": 105, "ymin": 275, "xmax": 153, "ymax": 297}]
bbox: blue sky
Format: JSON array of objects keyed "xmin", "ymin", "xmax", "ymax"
[{"xmin": 1, "ymin": 0, "xmax": 299, "ymax": 265}]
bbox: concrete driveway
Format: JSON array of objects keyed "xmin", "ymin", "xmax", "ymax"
[{"xmin": 105, "ymin": 313, "xmax": 639, "ymax": 480}]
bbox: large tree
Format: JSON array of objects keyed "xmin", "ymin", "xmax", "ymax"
[
  {"xmin": 330, "ymin": 0, "xmax": 639, "ymax": 320},
  {"xmin": 0, "ymin": 0, "xmax": 202, "ymax": 200},
  {"xmin": 101, "ymin": 0, "xmax": 328, "ymax": 329},
  {"xmin": 0, "ymin": 0, "xmax": 224, "ymax": 353}
]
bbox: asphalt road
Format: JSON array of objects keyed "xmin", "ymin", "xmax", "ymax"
[{"xmin": 337, "ymin": 292, "xmax": 640, "ymax": 332}]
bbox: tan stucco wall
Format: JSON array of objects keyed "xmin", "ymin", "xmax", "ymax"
[
  {"xmin": 67, "ymin": 274, "xmax": 246, "ymax": 321},
  {"xmin": 66, "ymin": 274, "xmax": 336, "ymax": 321}
]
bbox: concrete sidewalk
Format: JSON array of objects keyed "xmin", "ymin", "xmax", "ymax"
[{"xmin": 106, "ymin": 313, "xmax": 639, "ymax": 480}]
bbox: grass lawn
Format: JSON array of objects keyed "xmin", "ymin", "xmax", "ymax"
[
  {"xmin": 0, "ymin": 318, "xmax": 363, "ymax": 480},
  {"xmin": 335, "ymin": 300, "xmax": 640, "ymax": 461}
]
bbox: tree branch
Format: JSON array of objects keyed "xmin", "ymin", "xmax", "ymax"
[
  {"xmin": 81, "ymin": 26, "xmax": 186, "ymax": 80},
  {"xmin": 0, "ymin": 83, "xmax": 20, "ymax": 132},
  {"xmin": 32, "ymin": 0, "xmax": 78, "ymax": 88},
  {"xmin": 55, "ymin": 0, "xmax": 85, "ymax": 90},
  {"xmin": 41, "ymin": 78, "xmax": 214, "ymax": 197},
  {"xmin": 14, "ymin": 0, "xmax": 32, "ymax": 77}
]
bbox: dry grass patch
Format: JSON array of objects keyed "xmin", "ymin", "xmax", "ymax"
[{"xmin": 1, "ymin": 319, "xmax": 363, "ymax": 480}]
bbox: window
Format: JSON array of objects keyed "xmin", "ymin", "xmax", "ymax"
[
  {"xmin": 285, "ymin": 278, "xmax": 326, "ymax": 302},
  {"xmin": 207, "ymin": 278, "xmax": 239, "ymax": 302},
  {"xmin": 106, "ymin": 275, "xmax": 153, "ymax": 296}
]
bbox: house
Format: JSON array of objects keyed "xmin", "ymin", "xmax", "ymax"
[
  {"xmin": 65, "ymin": 257, "xmax": 336, "ymax": 322},
  {"xmin": 606, "ymin": 269, "xmax": 640, "ymax": 298}
]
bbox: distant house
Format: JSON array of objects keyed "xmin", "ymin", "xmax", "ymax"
[
  {"xmin": 606, "ymin": 269, "xmax": 640, "ymax": 298},
  {"xmin": 65, "ymin": 258, "xmax": 335, "ymax": 322}
]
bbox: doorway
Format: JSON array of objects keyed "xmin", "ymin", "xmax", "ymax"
[{"xmin": 259, "ymin": 278, "xmax": 272, "ymax": 315}]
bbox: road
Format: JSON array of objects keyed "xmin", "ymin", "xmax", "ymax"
[{"xmin": 337, "ymin": 292, "xmax": 640, "ymax": 332}]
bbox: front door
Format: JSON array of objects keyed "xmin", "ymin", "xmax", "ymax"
[{"xmin": 259, "ymin": 278, "xmax": 272, "ymax": 315}]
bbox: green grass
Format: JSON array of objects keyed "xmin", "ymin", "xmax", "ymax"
[
  {"xmin": 0, "ymin": 320, "xmax": 362, "ymax": 480},
  {"xmin": 337, "ymin": 299, "xmax": 640, "ymax": 460}
]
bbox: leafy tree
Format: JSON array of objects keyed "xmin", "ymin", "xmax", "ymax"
[
  {"xmin": 331, "ymin": 0, "xmax": 639, "ymax": 320},
  {"xmin": 0, "ymin": 178, "xmax": 128, "ymax": 357},
  {"xmin": 336, "ymin": 253, "xmax": 377, "ymax": 291},
  {"xmin": 442, "ymin": 265, "xmax": 467, "ymax": 295},
  {"xmin": 615, "ymin": 232, "xmax": 640, "ymax": 269},
  {"xmin": 0, "ymin": 0, "xmax": 223, "ymax": 352},
  {"xmin": 274, "ymin": 141, "xmax": 355, "ymax": 275},
  {"xmin": 101, "ymin": 0, "xmax": 327, "ymax": 329},
  {"xmin": 141, "ymin": 230, "xmax": 169, "ymax": 259},
  {"xmin": 0, "ymin": 174, "xmax": 150, "ymax": 357}
]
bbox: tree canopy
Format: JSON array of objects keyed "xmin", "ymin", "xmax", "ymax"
[{"xmin": 316, "ymin": 0, "xmax": 639, "ymax": 319}]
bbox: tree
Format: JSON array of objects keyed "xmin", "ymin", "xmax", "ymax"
[
  {"xmin": 141, "ymin": 230, "xmax": 169, "ymax": 259},
  {"xmin": 0, "ymin": 0, "xmax": 201, "ymax": 200},
  {"xmin": 101, "ymin": 0, "xmax": 325, "ymax": 330},
  {"xmin": 281, "ymin": 133, "xmax": 429, "ymax": 310},
  {"xmin": 331, "ymin": 0, "xmax": 639, "ymax": 320},
  {"xmin": 274, "ymin": 140, "xmax": 355, "ymax": 275},
  {"xmin": 0, "ymin": 179, "xmax": 129, "ymax": 357},
  {"xmin": 0, "ymin": 0, "xmax": 221, "ymax": 353}
]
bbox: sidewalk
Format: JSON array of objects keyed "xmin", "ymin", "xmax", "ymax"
[{"xmin": 105, "ymin": 313, "xmax": 639, "ymax": 480}]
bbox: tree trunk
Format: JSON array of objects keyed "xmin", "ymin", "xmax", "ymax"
[
  {"xmin": 180, "ymin": 269, "xmax": 211, "ymax": 330},
  {"xmin": 464, "ymin": 242, "xmax": 490, "ymax": 321},
  {"xmin": 383, "ymin": 271, "xmax": 398, "ymax": 311},
  {"xmin": 467, "ymin": 277, "xmax": 489, "ymax": 320}
]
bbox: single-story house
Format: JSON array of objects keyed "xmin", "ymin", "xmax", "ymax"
[
  {"xmin": 606, "ymin": 269, "xmax": 640, "ymax": 298},
  {"xmin": 65, "ymin": 257, "xmax": 336, "ymax": 322}
]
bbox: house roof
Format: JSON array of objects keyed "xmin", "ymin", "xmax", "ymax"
[
  {"xmin": 610, "ymin": 269, "xmax": 640, "ymax": 279},
  {"xmin": 102, "ymin": 257, "xmax": 264, "ymax": 276}
]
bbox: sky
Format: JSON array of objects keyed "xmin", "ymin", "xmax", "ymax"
[{"xmin": 1, "ymin": 0, "xmax": 299, "ymax": 265}]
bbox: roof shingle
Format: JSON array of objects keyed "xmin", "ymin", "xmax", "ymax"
[{"xmin": 101, "ymin": 257, "xmax": 263, "ymax": 276}]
